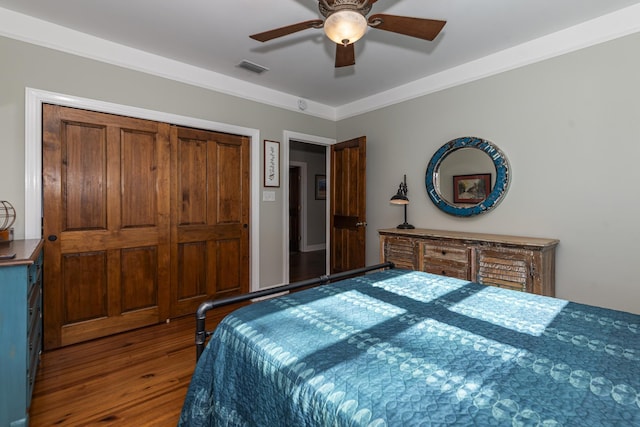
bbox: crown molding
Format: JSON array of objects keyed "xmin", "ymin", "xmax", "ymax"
[
  {"xmin": 0, "ymin": 7, "xmax": 336, "ymax": 121},
  {"xmin": 336, "ymin": 3, "xmax": 640, "ymax": 119},
  {"xmin": 2, "ymin": 5, "xmax": 640, "ymax": 122}
]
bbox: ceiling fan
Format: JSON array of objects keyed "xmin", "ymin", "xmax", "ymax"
[{"xmin": 249, "ymin": 0, "xmax": 446, "ymax": 68}]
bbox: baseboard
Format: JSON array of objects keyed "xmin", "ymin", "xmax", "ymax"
[{"xmin": 302, "ymin": 243, "xmax": 326, "ymax": 252}]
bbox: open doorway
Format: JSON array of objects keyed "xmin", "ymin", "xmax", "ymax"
[{"xmin": 289, "ymin": 140, "xmax": 327, "ymax": 282}]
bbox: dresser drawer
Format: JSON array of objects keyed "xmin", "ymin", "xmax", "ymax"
[
  {"xmin": 28, "ymin": 259, "xmax": 38, "ymax": 285},
  {"xmin": 28, "ymin": 284, "xmax": 42, "ymax": 403},
  {"xmin": 421, "ymin": 242, "xmax": 470, "ymax": 279},
  {"xmin": 27, "ymin": 252, "xmax": 43, "ymax": 294},
  {"xmin": 28, "ymin": 283, "xmax": 41, "ymax": 336},
  {"xmin": 422, "ymin": 264, "xmax": 468, "ymax": 279},
  {"xmin": 27, "ymin": 320, "xmax": 42, "ymax": 405},
  {"xmin": 422, "ymin": 242, "xmax": 469, "ymax": 263}
]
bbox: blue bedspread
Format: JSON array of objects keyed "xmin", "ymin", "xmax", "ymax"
[{"xmin": 179, "ymin": 269, "xmax": 640, "ymax": 426}]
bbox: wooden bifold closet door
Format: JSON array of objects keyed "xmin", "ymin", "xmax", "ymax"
[
  {"xmin": 170, "ymin": 126, "xmax": 250, "ymax": 317},
  {"xmin": 42, "ymin": 105, "xmax": 249, "ymax": 349}
]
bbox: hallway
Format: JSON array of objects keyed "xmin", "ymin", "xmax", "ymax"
[{"xmin": 289, "ymin": 250, "xmax": 326, "ymax": 282}]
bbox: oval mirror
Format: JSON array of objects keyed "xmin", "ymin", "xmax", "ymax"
[{"xmin": 425, "ymin": 136, "xmax": 510, "ymax": 217}]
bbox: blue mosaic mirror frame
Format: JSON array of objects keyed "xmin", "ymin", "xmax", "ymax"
[{"xmin": 425, "ymin": 136, "xmax": 510, "ymax": 217}]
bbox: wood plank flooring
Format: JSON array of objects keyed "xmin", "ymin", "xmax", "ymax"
[
  {"xmin": 30, "ymin": 253, "xmax": 322, "ymax": 426},
  {"xmin": 289, "ymin": 249, "xmax": 326, "ymax": 282},
  {"xmin": 29, "ymin": 305, "xmax": 241, "ymax": 426}
]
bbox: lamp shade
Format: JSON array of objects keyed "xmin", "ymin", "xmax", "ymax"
[
  {"xmin": 390, "ymin": 174, "xmax": 410, "ymax": 205},
  {"xmin": 323, "ymin": 10, "xmax": 368, "ymax": 46},
  {"xmin": 390, "ymin": 193, "xmax": 409, "ymax": 205}
]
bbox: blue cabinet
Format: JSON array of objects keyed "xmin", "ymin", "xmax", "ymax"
[{"xmin": 0, "ymin": 240, "xmax": 44, "ymax": 427}]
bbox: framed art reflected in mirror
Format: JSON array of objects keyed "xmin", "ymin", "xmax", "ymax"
[{"xmin": 453, "ymin": 173, "xmax": 491, "ymax": 204}]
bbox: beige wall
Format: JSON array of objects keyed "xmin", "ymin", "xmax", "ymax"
[
  {"xmin": 0, "ymin": 35, "xmax": 335, "ymax": 288},
  {"xmin": 337, "ymin": 32, "xmax": 640, "ymax": 314}
]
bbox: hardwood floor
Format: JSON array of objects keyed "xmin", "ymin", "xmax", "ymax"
[
  {"xmin": 30, "ymin": 254, "xmax": 323, "ymax": 426},
  {"xmin": 30, "ymin": 305, "xmax": 241, "ymax": 426},
  {"xmin": 289, "ymin": 249, "xmax": 326, "ymax": 282}
]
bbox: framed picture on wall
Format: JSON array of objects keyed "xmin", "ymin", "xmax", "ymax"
[
  {"xmin": 315, "ymin": 175, "xmax": 326, "ymax": 200},
  {"xmin": 264, "ymin": 140, "xmax": 280, "ymax": 187},
  {"xmin": 453, "ymin": 173, "xmax": 491, "ymax": 204}
]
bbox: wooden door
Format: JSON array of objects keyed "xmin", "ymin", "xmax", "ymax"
[
  {"xmin": 42, "ymin": 104, "xmax": 171, "ymax": 350},
  {"xmin": 330, "ymin": 136, "xmax": 366, "ymax": 273},
  {"xmin": 289, "ymin": 166, "xmax": 301, "ymax": 252},
  {"xmin": 170, "ymin": 127, "xmax": 250, "ymax": 317}
]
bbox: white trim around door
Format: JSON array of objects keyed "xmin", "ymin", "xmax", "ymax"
[{"xmin": 24, "ymin": 87, "xmax": 261, "ymax": 291}]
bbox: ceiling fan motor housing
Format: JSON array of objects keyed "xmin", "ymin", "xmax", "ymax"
[{"xmin": 319, "ymin": 0, "xmax": 373, "ymax": 18}]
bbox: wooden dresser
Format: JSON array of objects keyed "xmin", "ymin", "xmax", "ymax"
[
  {"xmin": 0, "ymin": 239, "xmax": 44, "ymax": 427},
  {"xmin": 379, "ymin": 228, "xmax": 558, "ymax": 296}
]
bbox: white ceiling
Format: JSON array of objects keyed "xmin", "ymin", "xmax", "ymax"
[{"xmin": 1, "ymin": 0, "xmax": 640, "ymax": 119}]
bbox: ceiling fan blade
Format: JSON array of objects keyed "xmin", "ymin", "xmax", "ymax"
[
  {"xmin": 368, "ymin": 14, "xmax": 446, "ymax": 41},
  {"xmin": 335, "ymin": 43, "xmax": 355, "ymax": 68},
  {"xmin": 250, "ymin": 20, "xmax": 324, "ymax": 42}
]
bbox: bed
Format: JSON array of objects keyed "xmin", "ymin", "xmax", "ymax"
[{"xmin": 179, "ymin": 265, "xmax": 640, "ymax": 426}]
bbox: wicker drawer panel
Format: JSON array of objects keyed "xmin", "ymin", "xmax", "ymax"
[
  {"xmin": 383, "ymin": 237, "xmax": 416, "ymax": 269},
  {"xmin": 477, "ymin": 254, "xmax": 529, "ymax": 292}
]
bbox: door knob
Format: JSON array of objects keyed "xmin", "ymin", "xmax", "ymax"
[{"xmin": 355, "ymin": 222, "xmax": 367, "ymax": 227}]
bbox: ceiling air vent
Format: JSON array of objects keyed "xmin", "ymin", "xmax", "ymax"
[{"xmin": 238, "ymin": 60, "xmax": 269, "ymax": 74}]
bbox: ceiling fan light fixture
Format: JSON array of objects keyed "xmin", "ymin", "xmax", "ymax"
[{"xmin": 323, "ymin": 10, "xmax": 368, "ymax": 46}]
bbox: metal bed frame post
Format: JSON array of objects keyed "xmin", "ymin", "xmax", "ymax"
[{"xmin": 195, "ymin": 262, "xmax": 395, "ymax": 360}]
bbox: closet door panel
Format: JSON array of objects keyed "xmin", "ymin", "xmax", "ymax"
[
  {"xmin": 61, "ymin": 251, "xmax": 107, "ymax": 323},
  {"xmin": 63, "ymin": 123, "xmax": 107, "ymax": 230},
  {"xmin": 43, "ymin": 104, "xmax": 171, "ymax": 349},
  {"xmin": 120, "ymin": 246, "xmax": 158, "ymax": 312},
  {"xmin": 170, "ymin": 127, "xmax": 250, "ymax": 316},
  {"xmin": 177, "ymin": 242, "xmax": 208, "ymax": 300},
  {"xmin": 178, "ymin": 138, "xmax": 208, "ymax": 225},
  {"xmin": 212, "ymin": 238, "xmax": 242, "ymax": 295},
  {"xmin": 121, "ymin": 130, "xmax": 159, "ymax": 228}
]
